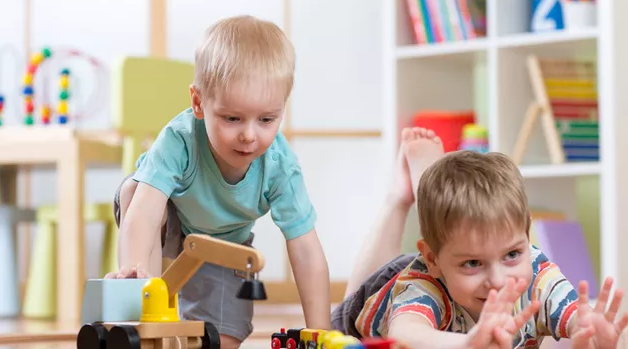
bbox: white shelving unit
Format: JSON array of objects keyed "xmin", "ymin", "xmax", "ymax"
[{"xmin": 382, "ymin": 0, "xmax": 628, "ymax": 319}]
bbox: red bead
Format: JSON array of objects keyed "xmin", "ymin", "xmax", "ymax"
[
  {"xmin": 27, "ymin": 63, "xmax": 37, "ymax": 74},
  {"xmin": 25, "ymin": 101, "xmax": 34, "ymax": 113}
]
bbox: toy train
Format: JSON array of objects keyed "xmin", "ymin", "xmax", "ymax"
[{"xmin": 271, "ymin": 328, "xmax": 406, "ymax": 349}]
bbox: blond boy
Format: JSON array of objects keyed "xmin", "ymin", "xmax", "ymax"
[
  {"xmin": 107, "ymin": 16, "xmax": 331, "ymax": 348},
  {"xmin": 333, "ymin": 128, "xmax": 628, "ymax": 349}
]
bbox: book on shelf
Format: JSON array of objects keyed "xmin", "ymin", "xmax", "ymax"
[{"xmin": 405, "ymin": 0, "xmax": 486, "ymax": 45}]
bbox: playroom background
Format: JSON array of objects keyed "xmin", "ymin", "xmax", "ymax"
[{"xmin": 1, "ymin": 0, "xmax": 625, "ymax": 348}]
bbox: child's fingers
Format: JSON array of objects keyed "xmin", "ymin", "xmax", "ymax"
[
  {"xmin": 495, "ymin": 278, "xmax": 516, "ymax": 313},
  {"xmin": 511, "ymin": 300, "xmax": 541, "ymax": 333},
  {"xmin": 136, "ymin": 268, "xmax": 151, "ymax": 278},
  {"xmin": 492, "ymin": 327, "xmax": 513, "ymax": 349},
  {"xmin": 513, "ymin": 278, "xmax": 529, "ymax": 297},
  {"xmin": 482, "ymin": 289, "xmax": 498, "ymax": 315},
  {"xmin": 570, "ymin": 324, "xmax": 595, "ymax": 349},
  {"xmin": 594, "ymin": 277, "xmax": 613, "ymax": 314},
  {"xmin": 468, "ymin": 317, "xmax": 497, "ymax": 349},
  {"xmin": 606, "ymin": 287, "xmax": 624, "ymax": 323},
  {"xmin": 115, "ymin": 268, "xmax": 128, "ymax": 279},
  {"xmin": 615, "ymin": 313, "xmax": 628, "ymax": 333},
  {"xmin": 577, "ymin": 281, "xmax": 592, "ymax": 317},
  {"xmin": 103, "ymin": 271, "xmax": 118, "ymax": 279}
]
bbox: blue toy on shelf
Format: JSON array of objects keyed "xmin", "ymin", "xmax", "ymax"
[{"xmin": 531, "ymin": 0, "xmax": 565, "ymax": 32}]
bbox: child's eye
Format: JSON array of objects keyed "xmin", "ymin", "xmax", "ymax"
[
  {"xmin": 260, "ymin": 117, "xmax": 275, "ymax": 124},
  {"xmin": 505, "ymin": 250, "xmax": 521, "ymax": 261},
  {"xmin": 462, "ymin": 260, "xmax": 481, "ymax": 268},
  {"xmin": 223, "ymin": 116, "xmax": 240, "ymax": 123}
]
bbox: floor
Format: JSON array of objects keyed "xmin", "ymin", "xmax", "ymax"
[{"xmin": 0, "ymin": 304, "xmax": 307, "ymax": 349}]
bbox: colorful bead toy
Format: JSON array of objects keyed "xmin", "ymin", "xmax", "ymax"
[
  {"xmin": 18, "ymin": 46, "xmax": 106, "ymax": 126},
  {"xmin": 56, "ymin": 68, "xmax": 70, "ymax": 124},
  {"xmin": 22, "ymin": 47, "xmax": 52, "ymax": 125},
  {"xmin": 460, "ymin": 124, "xmax": 489, "ymax": 153}
]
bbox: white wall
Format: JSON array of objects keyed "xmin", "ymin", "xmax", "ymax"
[{"xmin": 0, "ymin": 0, "xmax": 386, "ymax": 283}]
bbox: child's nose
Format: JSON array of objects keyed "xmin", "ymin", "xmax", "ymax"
[
  {"xmin": 240, "ymin": 127, "xmax": 256, "ymax": 143},
  {"xmin": 484, "ymin": 270, "xmax": 507, "ymax": 290}
]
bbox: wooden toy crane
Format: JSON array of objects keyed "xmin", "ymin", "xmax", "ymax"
[{"xmin": 77, "ymin": 234, "xmax": 266, "ymax": 349}]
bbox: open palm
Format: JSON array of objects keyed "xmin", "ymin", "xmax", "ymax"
[
  {"xmin": 466, "ymin": 278, "xmax": 541, "ymax": 349},
  {"xmin": 571, "ymin": 277, "xmax": 628, "ymax": 349}
]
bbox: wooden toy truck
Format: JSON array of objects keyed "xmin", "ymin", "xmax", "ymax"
[{"xmin": 77, "ymin": 234, "xmax": 266, "ymax": 349}]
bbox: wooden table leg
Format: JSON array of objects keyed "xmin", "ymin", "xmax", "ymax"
[
  {"xmin": 0, "ymin": 165, "xmax": 18, "ymax": 205},
  {"xmin": 56, "ymin": 147, "xmax": 85, "ymax": 323}
]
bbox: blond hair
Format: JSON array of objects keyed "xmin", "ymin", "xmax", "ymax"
[
  {"xmin": 416, "ymin": 150, "xmax": 530, "ymax": 255},
  {"xmin": 194, "ymin": 15, "xmax": 295, "ymax": 100}
]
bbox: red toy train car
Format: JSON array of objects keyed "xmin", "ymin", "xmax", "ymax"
[{"xmin": 271, "ymin": 328, "xmax": 303, "ymax": 349}]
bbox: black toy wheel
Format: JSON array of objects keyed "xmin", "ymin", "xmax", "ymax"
[
  {"xmin": 201, "ymin": 322, "xmax": 221, "ymax": 349},
  {"xmin": 77, "ymin": 323, "xmax": 108, "ymax": 349},
  {"xmin": 106, "ymin": 325, "xmax": 141, "ymax": 349}
]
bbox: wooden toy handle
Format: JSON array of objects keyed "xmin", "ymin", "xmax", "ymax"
[{"xmin": 161, "ymin": 234, "xmax": 265, "ymax": 301}]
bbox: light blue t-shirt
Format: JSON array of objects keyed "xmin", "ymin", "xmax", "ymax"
[{"xmin": 132, "ymin": 108, "xmax": 317, "ymax": 244}]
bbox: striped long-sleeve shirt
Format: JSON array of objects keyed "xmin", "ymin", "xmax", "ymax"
[{"xmin": 355, "ymin": 245, "xmax": 579, "ymax": 348}]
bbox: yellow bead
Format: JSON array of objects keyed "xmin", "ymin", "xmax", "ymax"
[
  {"xmin": 31, "ymin": 53, "xmax": 43, "ymax": 65},
  {"xmin": 41, "ymin": 106, "xmax": 51, "ymax": 117},
  {"xmin": 23, "ymin": 74, "xmax": 33, "ymax": 85},
  {"xmin": 57, "ymin": 101, "xmax": 68, "ymax": 114},
  {"xmin": 59, "ymin": 76, "xmax": 69, "ymax": 89}
]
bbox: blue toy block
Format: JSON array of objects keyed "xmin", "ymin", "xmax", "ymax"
[{"xmin": 80, "ymin": 278, "xmax": 149, "ymax": 324}]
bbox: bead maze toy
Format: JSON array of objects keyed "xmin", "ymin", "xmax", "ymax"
[
  {"xmin": 19, "ymin": 47, "xmax": 107, "ymax": 126},
  {"xmin": 77, "ymin": 233, "xmax": 267, "ymax": 349},
  {"xmin": 270, "ymin": 328, "xmax": 408, "ymax": 349},
  {"xmin": 511, "ymin": 55, "xmax": 598, "ymax": 165}
]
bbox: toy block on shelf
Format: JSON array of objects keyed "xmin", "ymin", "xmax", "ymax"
[
  {"xmin": 80, "ymin": 278, "xmax": 148, "ymax": 324},
  {"xmin": 512, "ymin": 55, "xmax": 598, "ymax": 165}
]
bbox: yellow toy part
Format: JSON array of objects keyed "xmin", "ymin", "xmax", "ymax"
[
  {"xmin": 139, "ymin": 277, "xmax": 179, "ymax": 322},
  {"xmin": 325, "ymin": 335, "xmax": 361, "ymax": 349},
  {"xmin": 318, "ymin": 330, "xmax": 344, "ymax": 349},
  {"xmin": 300, "ymin": 329, "xmax": 327, "ymax": 349}
]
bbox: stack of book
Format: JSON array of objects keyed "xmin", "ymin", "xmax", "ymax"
[{"xmin": 405, "ymin": 0, "xmax": 486, "ymax": 45}]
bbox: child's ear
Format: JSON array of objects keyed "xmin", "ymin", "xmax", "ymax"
[
  {"xmin": 417, "ymin": 240, "xmax": 442, "ymax": 278},
  {"xmin": 189, "ymin": 85, "xmax": 204, "ymax": 120}
]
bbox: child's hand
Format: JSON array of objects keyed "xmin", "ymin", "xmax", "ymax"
[
  {"xmin": 571, "ymin": 277, "xmax": 628, "ymax": 349},
  {"xmin": 104, "ymin": 265, "xmax": 151, "ymax": 279},
  {"xmin": 466, "ymin": 278, "xmax": 541, "ymax": 349}
]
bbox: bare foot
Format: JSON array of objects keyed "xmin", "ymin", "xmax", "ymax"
[
  {"xmin": 388, "ymin": 128, "xmax": 415, "ymax": 207},
  {"xmin": 404, "ymin": 127, "xmax": 445, "ymax": 196}
]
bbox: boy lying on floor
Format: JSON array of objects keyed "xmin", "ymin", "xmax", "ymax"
[{"xmin": 332, "ymin": 127, "xmax": 628, "ymax": 349}]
